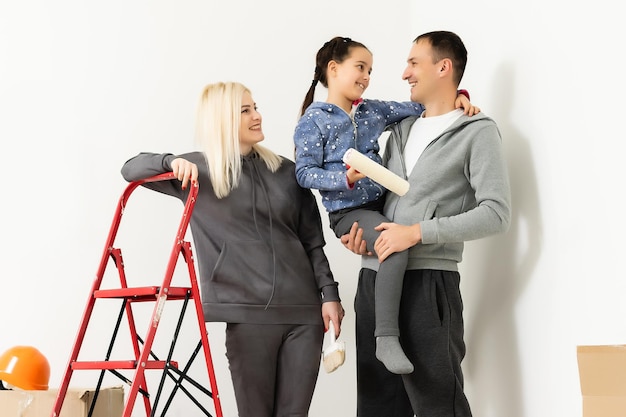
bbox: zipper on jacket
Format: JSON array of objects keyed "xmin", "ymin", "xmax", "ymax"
[{"xmin": 350, "ymin": 100, "xmax": 361, "ymax": 149}]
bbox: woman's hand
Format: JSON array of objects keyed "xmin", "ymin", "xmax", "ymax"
[
  {"xmin": 171, "ymin": 158, "xmax": 198, "ymax": 189},
  {"xmin": 322, "ymin": 301, "xmax": 345, "ymax": 338}
]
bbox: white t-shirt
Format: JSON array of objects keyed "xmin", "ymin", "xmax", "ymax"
[{"xmin": 404, "ymin": 109, "xmax": 463, "ymax": 176}]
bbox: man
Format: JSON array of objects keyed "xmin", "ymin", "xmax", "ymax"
[{"xmin": 341, "ymin": 31, "xmax": 511, "ymax": 417}]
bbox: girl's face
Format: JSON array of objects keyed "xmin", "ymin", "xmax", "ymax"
[
  {"xmin": 239, "ymin": 91, "xmax": 264, "ymax": 155},
  {"xmin": 330, "ymin": 46, "xmax": 373, "ymax": 103}
]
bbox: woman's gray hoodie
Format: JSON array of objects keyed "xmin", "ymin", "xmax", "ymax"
[{"xmin": 121, "ymin": 151, "xmax": 340, "ymax": 325}]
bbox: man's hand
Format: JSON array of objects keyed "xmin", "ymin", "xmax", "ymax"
[
  {"xmin": 373, "ymin": 222, "xmax": 421, "ymax": 262},
  {"xmin": 171, "ymin": 158, "xmax": 198, "ymax": 189},
  {"xmin": 340, "ymin": 222, "xmax": 372, "ymax": 255}
]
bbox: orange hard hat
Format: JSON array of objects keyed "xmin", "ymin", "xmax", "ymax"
[{"xmin": 0, "ymin": 346, "xmax": 50, "ymax": 390}]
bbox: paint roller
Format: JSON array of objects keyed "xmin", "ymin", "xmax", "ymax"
[{"xmin": 342, "ymin": 148, "xmax": 409, "ymax": 196}]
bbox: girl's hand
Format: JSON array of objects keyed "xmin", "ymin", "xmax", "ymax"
[
  {"xmin": 455, "ymin": 94, "xmax": 481, "ymax": 116},
  {"xmin": 346, "ymin": 165, "xmax": 366, "ymax": 186}
]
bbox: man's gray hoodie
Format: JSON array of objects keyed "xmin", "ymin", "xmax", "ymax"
[{"xmin": 362, "ymin": 112, "xmax": 511, "ymax": 272}]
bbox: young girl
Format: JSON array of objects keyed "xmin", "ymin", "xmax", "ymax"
[
  {"xmin": 122, "ymin": 81, "xmax": 344, "ymax": 417},
  {"xmin": 294, "ymin": 37, "xmax": 478, "ymax": 374}
]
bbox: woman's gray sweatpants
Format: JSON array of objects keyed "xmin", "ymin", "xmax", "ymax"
[{"xmin": 225, "ymin": 323, "xmax": 323, "ymax": 417}]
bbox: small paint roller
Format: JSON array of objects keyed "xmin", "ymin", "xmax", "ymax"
[
  {"xmin": 342, "ymin": 148, "xmax": 409, "ymax": 196},
  {"xmin": 322, "ymin": 320, "xmax": 345, "ymax": 373}
]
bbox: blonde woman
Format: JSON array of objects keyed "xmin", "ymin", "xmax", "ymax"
[{"xmin": 121, "ymin": 81, "xmax": 344, "ymax": 417}]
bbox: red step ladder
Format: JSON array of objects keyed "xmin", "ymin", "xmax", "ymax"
[{"xmin": 51, "ymin": 173, "xmax": 223, "ymax": 417}]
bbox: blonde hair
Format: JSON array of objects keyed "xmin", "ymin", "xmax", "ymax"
[{"xmin": 195, "ymin": 82, "xmax": 283, "ymax": 198}]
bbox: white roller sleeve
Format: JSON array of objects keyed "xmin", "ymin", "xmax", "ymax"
[{"xmin": 342, "ymin": 148, "xmax": 409, "ymax": 196}]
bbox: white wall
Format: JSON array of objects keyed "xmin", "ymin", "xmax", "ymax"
[{"xmin": 1, "ymin": 1, "xmax": 623, "ymax": 416}]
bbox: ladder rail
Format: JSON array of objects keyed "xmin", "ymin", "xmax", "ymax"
[{"xmin": 123, "ymin": 174, "xmax": 199, "ymax": 414}]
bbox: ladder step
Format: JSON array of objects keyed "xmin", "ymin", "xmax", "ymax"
[
  {"xmin": 94, "ymin": 286, "xmax": 194, "ymax": 301},
  {"xmin": 71, "ymin": 360, "xmax": 179, "ymax": 370}
]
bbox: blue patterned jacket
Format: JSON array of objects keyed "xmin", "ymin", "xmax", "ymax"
[{"xmin": 294, "ymin": 99, "xmax": 424, "ymax": 213}]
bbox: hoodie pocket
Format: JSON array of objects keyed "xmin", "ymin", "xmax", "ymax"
[
  {"xmin": 210, "ymin": 240, "xmax": 275, "ymax": 304},
  {"xmin": 424, "ymin": 200, "xmax": 438, "ymax": 220},
  {"xmin": 209, "ymin": 239, "xmax": 318, "ymax": 305}
]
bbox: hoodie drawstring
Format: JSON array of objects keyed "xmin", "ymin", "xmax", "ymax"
[{"xmin": 247, "ymin": 157, "xmax": 278, "ymax": 309}]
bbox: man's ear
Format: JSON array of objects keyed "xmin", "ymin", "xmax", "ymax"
[{"xmin": 439, "ymin": 58, "xmax": 452, "ymax": 76}]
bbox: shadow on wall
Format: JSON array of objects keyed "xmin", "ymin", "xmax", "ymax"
[{"xmin": 462, "ymin": 62, "xmax": 542, "ymax": 417}]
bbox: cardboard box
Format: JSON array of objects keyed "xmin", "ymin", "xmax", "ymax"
[
  {"xmin": 0, "ymin": 385, "xmax": 124, "ymax": 417},
  {"xmin": 577, "ymin": 345, "xmax": 626, "ymax": 417}
]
